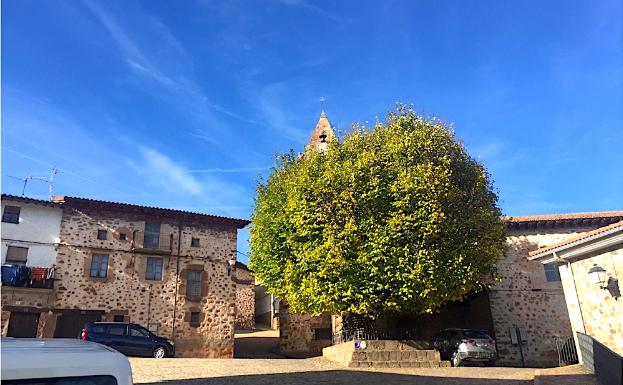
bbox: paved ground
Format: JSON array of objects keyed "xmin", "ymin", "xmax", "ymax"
[
  {"xmin": 234, "ymin": 329, "xmax": 283, "ymax": 358},
  {"xmin": 534, "ymin": 365, "xmax": 598, "ymax": 385},
  {"xmin": 129, "ymin": 330, "xmax": 597, "ymax": 385},
  {"xmin": 130, "ymin": 356, "xmax": 538, "ymax": 385}
]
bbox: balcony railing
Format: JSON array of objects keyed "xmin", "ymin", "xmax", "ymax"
[
  {"xmin": 1, "ymin": 265, "xmax": 55, "ymax": 289},
  {"xmin": 131, "ymin": 230, "xmax": 173, "ymax": 254}
]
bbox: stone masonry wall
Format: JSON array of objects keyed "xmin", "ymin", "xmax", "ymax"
[
  {"xmin": 233, "ymin": 266, "xmax": 255, "ymax": 330},
  {"xmin": 54, "ymin": 205, "xmax": 238, "ymax": 358},
  {"xmin": 279, "ymin": 304, "xmax": 333, "ymax": 356},
  {"xmin": 559, "ymin": 246, "xmax": 622, "ymax": 355},
  {"xmin": 490, "ymin": 226, "xmax": 595, "ymax": 367}
]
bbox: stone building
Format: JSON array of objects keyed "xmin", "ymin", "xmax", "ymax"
[
  {"xmin": 1, "ymin": 195, "xmax": 249, "ymax": 358},
  {"xmin": 528, "ymin": 219, "xmax": 623, "ymax": 357},
  {"xmin": 490, "ymin": 213, "xmax": 621, "ymax": 366},
  {"xmin": 233, "ymin": 261, "xmax": 255, "ymax": 330}
]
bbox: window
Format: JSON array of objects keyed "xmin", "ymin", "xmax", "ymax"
[
  {"xmin": 544, "ymin": 263, "xmax": 561, "ymax": 282},
  {"xmin": 190, "ymin": 312, "xmax": 200, "ymax": 324},
  {"xmin": 314, "ymin": 327, "xmax": 332, "ymax": 340},
  {"xmin": 107, "ymin": 325, "xmax": 126, "ymax": 335},
  {"xmin": 90, "ymin": 254, "xmax": 109, "ymax": 278},
  {"xmin": 186, "ymin": 270, "xmax": 201, "ymax": 298},
  {"xmin": 2, "ymin": 375, "xmax": 118, "ymax": 385},
  {"xmin": 129, "ymin": 325, "xmax": 150, "ymax": 338},
  {"xmin": 97, "ymin": 230, "xmax": 107, "ymax": 240},
  {"xmin": 5, "ymin": 246, "xmax": 28, "ymax": 265},
  {"xmin": 143, "ymin": 223, "xmax": 161, "ymax": 248},
  {"xmin": 191, "ymin": 237, "xmax": 200, "ymax": 247},
  {"xmin": 113, "ymin": 315, "xmax": 125, "ymax": 322},
  {"xmin": 2, "ymin": 206, "xmax": 20, "ymax": 224},
  {"xmin": 119, "ymin": 233, "xmax": 126, "ymax": 241},
  {"xmin": 91, "ymin": 325, "xmax": 106, "ymax": 334},
  {"xmin": 145, "ymin": 257, "xmax": 163, "ymax": 281}
]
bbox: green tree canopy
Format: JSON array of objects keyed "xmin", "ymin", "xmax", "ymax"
[{"xmin": 249, "ymin": 106, "xmax": 506, "ymax": 316}]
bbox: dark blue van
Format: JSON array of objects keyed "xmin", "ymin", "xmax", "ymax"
[{"xmin": 82, "ymin": 322, "xmax": 174, "ymax": 358}]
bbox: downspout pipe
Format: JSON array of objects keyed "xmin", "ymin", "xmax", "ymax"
[
  {"xmin": 553, "ymin": 251, "xmax": 587, "ymax": 333},
  {"xmin": 171, "ymin": 219, "xmax": 183, "ymax": 340}
]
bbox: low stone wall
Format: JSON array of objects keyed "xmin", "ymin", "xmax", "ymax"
[
  {"xmin": 173, "ymin": 337, "xmax": 234, "ymax": 358},
  {"xmin": 280, "ymin": 310, "xmax": 333, "ymax": 356}
]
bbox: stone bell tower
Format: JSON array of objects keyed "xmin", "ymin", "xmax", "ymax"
[{"xmin": 305, "ymin": 111, "xmax": 337, "ymax": 153}]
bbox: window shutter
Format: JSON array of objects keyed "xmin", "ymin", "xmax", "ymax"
[
  {"xmin": 160, "ymin": 223, "xmax": 174, "ymax": 250},
  {"xmin": 6, "ymin": 246, "xmax": 28, "ymax": 263}
]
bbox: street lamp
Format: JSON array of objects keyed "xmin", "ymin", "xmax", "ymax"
[
  {"xmin": 227, "ymin": 258, "xmax": 236, "ymax": 276},
  {"xmin": 588, "ymin": 264, "xmax": 607, "ymax": 288}
]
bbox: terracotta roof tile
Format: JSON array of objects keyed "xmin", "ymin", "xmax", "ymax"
[
  {"xmin": 53, "ymin": 196, "xmax": 250, "ymax": 228},
  {"xmin": 1, "ymin": 194, "xmax": 59, "ymax": 207},
  {"xmin": 504, "ymin": 211, "xmax": 623, "ymax": 223},
  {"xmin": 528, "ymin": 220, "xmax": 623, "ymax": 257}
]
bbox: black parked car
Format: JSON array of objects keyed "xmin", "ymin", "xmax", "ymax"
[
  {"xmin": 431, "ymin": 328, "xmax": 497, "ymax": 367},
  {"xmin": 82, "ymin": 322, "xmax": 174, "ymax": 358}
]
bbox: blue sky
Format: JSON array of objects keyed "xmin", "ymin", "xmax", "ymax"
[{"xmin": 2, "ymin": 0, "xmax": 622, "ymax": 261}]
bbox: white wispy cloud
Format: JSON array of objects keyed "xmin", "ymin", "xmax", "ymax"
[
  {"xmin": 258, "ymin": 82, "xmax": 308, "ymax": 142},
  {"xmin": 134, "ymin": 147, "xmax": 203, "ymax": 196},
  {"xmin": 84, "ymin": 0, "xmax": 257, "ymax": 135}
]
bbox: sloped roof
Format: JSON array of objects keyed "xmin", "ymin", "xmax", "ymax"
[
  {"xmin": 504, "ymin": 211, "xmax": 623, "ymax": 231},
  {"xmin": 528, "ymin": 220, "xmax": 623, "ymax": 259},
  {"xmin": 1, "ymin": 194, "xmax": 59, "ymax": 208},
  {"xmin": 52, "ymin": 196, "xmax": 250, "ymax": 228}
]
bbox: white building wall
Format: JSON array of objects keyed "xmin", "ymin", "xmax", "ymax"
[{"xmin": 1, "ymin": 199, "xmax": 62, "ymax": 267}]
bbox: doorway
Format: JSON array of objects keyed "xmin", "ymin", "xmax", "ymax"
[
  {"xmin": 7, "ymin": 312, "xmax": 40, "ymax": 338},
  {"xmin": 54, "ymin": 310, "xmax": 103, "ymax": 338}
]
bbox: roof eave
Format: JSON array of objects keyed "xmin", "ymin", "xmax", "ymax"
[{"xmin": 528, "ymin": 226, "xmax": 623, "ymax": 262}]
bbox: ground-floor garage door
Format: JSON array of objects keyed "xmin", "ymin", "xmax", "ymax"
[
  {"xmin": 54, "ymin": 310, "xmax": 103, "ymax": 338},
  {"xmin": 7, "ymin": 312, "xmax": 40, "ymax": 338}
]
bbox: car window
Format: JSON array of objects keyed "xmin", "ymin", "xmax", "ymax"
[
  {"xmin": 129, "ymin": 326, "xmax": 150, "ymax": 338},
  {"xmin": 3, "ymin": 375, "xmax": 117, "ymax": 385},
  {"xmin": 463, "ymin": 330, "xmax": 491, "ymax": 339},
  {"xmin": 91, "ymin": 325, "xmax": 106, "ymax": 334},
  {"xmin": 107, "ymin": 325, "xmax": 126, "ymax": 336}
]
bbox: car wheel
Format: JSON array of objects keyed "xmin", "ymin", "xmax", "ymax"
[
  {"xmin": 484, "ymin": 360, "xmax": 495, "ymax": 367},
  {"xmin": 153, "ymin": 346, "xmax": 166, "ymax": 359},
  {"xmin": 451, "ymin": 351, "xmax": 461, "ymax": 367}
]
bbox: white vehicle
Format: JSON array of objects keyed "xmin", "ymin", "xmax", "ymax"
[{"xmin": 1, "ymin": 338, "xmax": 133, "ymax": 385}]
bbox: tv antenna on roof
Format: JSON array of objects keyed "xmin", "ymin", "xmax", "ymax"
[
  {"xmin": 7, "ymin": 174, "xmax": 48, "ymax": 196},
  {"xmin": 6, "ymin": 166, "xmax": 62, "ymax": 197}
]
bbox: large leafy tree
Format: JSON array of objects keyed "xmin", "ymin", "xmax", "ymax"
[{"xmin": 249, "ymin": 106, "xmax": 506, "ymax": 316}]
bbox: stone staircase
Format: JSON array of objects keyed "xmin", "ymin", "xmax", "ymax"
[{"xmin": 322, "ymin": 339, "xmax": 450, "ymax": 368}]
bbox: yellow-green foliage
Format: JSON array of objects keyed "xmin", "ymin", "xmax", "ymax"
[{"xmin": 250, "ymin": 106, "xmax": 506, "ymax": 316}]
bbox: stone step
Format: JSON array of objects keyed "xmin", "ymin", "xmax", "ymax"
[
  {"xmin": 351, "ymin": 349, "xmax": 440, "ymax": 362},
  {"xmin": 348, "ymin": 360, "xmax": 451, "ymax": 368},
  {"xmin": 322, "ymin": 340, "xmax": 448, "ymax": 368}
]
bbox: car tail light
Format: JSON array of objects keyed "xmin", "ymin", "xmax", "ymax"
[
  {"xmin": 81, "ymin": 329, "xmax": 88, "ymax": 341},
  {"xmin": 461, "ymin": 339, "xmax": 475, "ymax": 344}
]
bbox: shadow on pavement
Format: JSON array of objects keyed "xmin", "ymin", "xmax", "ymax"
[
  {"xmin": 234, "ymin": 336, "xmax": 284, "ymax": 359},
  {"xmin": 140, "ymin": 370, "xmax": 535, "ymax": 385}
]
